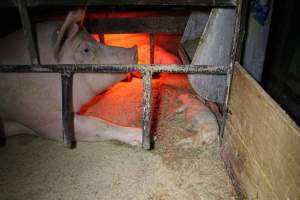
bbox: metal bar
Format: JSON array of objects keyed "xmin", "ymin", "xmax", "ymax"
[
  {"xmin": 220, "ymin": 0, "xmax": 242, "ymax": 139},
  {"xmin": 0, "ymin": 118, "xmax": 5, "ymax": 147},
  {"xmin": 0, "ymin": 64, "xmax": 227, "ymax": 74},
  {"xmin": 0, "ymin": 0, "xmax": 237, "ymax": 7},
  {"xmin": 150, "ymin": 33, "xmax": 155, "ymax": 64},
  {"xmin": 16, "ymin": 0, "xmax": 40, "ymax": 65},
  {"xmin": 86, "ymin": 16, "xmax": 188, "ymax": 34},
  {"xmin": 142, "ymin": 71, "xmax": 152, "ymax": 150},
  {"xmin": 99, "ymin": 34, "xmax": 105, "ymax": 44},
  {"xmin": 61, "ymin": 73, "xmax": 75, "ymax": 148}
]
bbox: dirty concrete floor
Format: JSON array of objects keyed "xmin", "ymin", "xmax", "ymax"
[{"xmin": 0, "ymin": 135, "xmax": 236, "ymax": 200}]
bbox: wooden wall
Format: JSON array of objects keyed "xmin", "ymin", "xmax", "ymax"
[{"xmin": 222, "ymin": 64, "xmax": 300, "ymax": 200}]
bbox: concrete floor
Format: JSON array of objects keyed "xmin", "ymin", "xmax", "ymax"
[{"xmin": 0, "ymin": 135, "xmax": 236, "ymax": 200}]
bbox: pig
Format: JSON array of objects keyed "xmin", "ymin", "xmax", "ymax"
[{"xmin": 0, "ymin": 10, "xmax": 142, "ymax": 145}]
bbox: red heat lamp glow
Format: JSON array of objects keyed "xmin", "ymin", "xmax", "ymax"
[
  {"xmin": 91, "ymin": 33, "xmax": 182, "ymax": 64},
  {"xmin": 80, "ymin": 33, "xmax": 183, "ymax": 126}
]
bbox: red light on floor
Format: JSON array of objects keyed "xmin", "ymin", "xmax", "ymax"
[
  {"xmin": 82, "ymin": 33, "xmax": 183, "ymax": 124},
  {"xmin": 91, "ymin": 33, "xmax": 181, "ymax": 64}
]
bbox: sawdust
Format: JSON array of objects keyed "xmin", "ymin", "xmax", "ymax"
[
  {"xmin": 0, "ymin": 74, "xmax": 236, "ymax": 200},
  {"xmin": 0, "ymin": 135, "xmax": 236, "ymax": 200},
  {"xmin": 82, "ymin": 73, "xmax": 218, "ymax": 146}
]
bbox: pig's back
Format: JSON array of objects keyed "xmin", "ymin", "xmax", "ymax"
[
  {"xmin": 0, "ymin": 29, "xmax": 31, "ymax": 65},
  {"xmin": 0, "ymin": 21, "xmax": 63, "ymax": 136},
  {"xmin": 0, "ymin": 20, "xmax": 61, "ymax": 65}
]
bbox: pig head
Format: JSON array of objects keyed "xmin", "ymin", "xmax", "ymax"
[{"xmin": 0, "ymin": 9, "xmax": 142, "ymax": 145}]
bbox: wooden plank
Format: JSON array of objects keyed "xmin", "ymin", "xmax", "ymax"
[
  {"xmin": 0, "ymin": 0, "xmax": 236, "ymax": 7},
  {"xmin": 222, "ymin": 131, "xmax": 278, "ymax": 200},
  {"xmin": 222, "ymin": 64, "xmax": 300, "ymax": 200}
]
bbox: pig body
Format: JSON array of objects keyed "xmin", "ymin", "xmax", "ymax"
[{"xmin": 0, "ymin": 11, "xmax": 142, "ymax": 145}]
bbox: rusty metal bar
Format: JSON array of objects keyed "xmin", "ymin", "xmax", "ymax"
[
  {"xmin": 220, "ymin": 0, "xmax": 243, "ymax": 139},
  {"xmin": 142, "ymin": 71, "xmax": 152, "ymax": 150},
  {"xmin": 16, "ymin": 0, "xmax": 40, "ymax": 65},
  {"xmin": 0, "ymin": 64, "xmax": 227, "ymax": 74},
  {"xmin": 0, "ymin": 0, "xmax": 237, "ymax": 7},
  {"xmin": 0, "ymin": 118, "xmax": 5, "ymax": 147},
  {"xmin": 99, "ymin": 34, "xmax": 105, "ymax": 44},
  {"xmin": 61, "ymin": 73, "xmax": 75, "ymax": 148},
  {"xmin": 150, "ymin": 33, "xmax": 155, "ymax": 64},
  {"xmin": 86, "ymin": 16, "xmax": 188, "ymax": 35}
]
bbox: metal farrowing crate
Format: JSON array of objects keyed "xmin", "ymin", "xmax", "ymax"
[{"xmin": 0, "ymin": 0, "xmax": 242, "ymax": 150}]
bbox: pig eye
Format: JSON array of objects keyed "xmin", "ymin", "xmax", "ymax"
[{"xmin": 83, "ymin": 48, "xmax": 89, "ymax": 53}]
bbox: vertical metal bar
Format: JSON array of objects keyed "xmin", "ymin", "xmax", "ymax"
[
  {"xmin": 17, "ymin": 0, "xmax": 40, "ymax": 65},
  {"xmin": 150, "ymin": 33, "xmax": 155, "ymax": 64},
  {"xmin": 220, "ymin": 0, "xmax": 242, "ymax": 139},
  {"xmin": 99, "ymin": 34, "xmax": 105, "ymax": 44},
  {"xmin": 61, "ymin": 73, "xmax": 75, "ymax": 148},
  {"xmin": 142, "ymin": 71, "xmax": 152, "ymax": 150},
  {"xmin": 0, "ymin": 118, "xmax": 5, "ymax": 147}
]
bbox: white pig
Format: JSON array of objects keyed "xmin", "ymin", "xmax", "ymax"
[{"xmin": 0, "ymin": 10, "xmax": 142, "ymax": 145}]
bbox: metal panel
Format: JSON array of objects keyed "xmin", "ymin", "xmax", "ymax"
[{"xmin": 189, "ymin": 9, "xmax": 236, "ymax": 103}]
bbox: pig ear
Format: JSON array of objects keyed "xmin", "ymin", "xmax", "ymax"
[{"xmin": 53, "ymin": 9, "xmax": 86, "ymax": 58}]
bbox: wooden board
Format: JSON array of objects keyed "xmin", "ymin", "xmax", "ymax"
[{"xmin": 222, "ymin": 64, "xmax": 300, "ymax": 200}]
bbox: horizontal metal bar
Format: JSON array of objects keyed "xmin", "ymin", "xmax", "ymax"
[
  {"xmin": 1, "ymin": 0, "xmax": 236, "ymax": 7},
  {"xmin": 0, "ymin": 64, "xmax": 227, "ymax": 74},
  {"xmin": 86, "ymin": 16, "xmax": 188, "ymax": 34}
]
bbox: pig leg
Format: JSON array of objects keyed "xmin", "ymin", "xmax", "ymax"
[
  {"xmin": 2, "ymin": 120, "xmax": 37, "ymax": 136},
  {"xmin": 1, "ymin": 117, "xmax": 143, "ymax": 146},
  {"xmin": 74, "ymin": 114, "xmax": 142, "ymax": 146}
]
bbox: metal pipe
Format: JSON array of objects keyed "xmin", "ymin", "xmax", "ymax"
[
  {"xmin": 99, "ymin": 34, "xmax": 105, "ymax": 44},
  {"xmin": 0, "ymin": 64, "xmax": 228, "ymax": 74},
  {"xmin": 1, "ymin": 0, "xmax": 237, "ymax": 7},
  {"xmin": 150, "ymin": 33, "xmax": 155, "ymax": 64},
  {"xmin": 142, "ymin": 71, "xmax": 152, "ymax": 150},
  {"xmin": 16, "ymin": 0, "xmax": 40, "ymax": 65},
  {"xmin": 0, "ymin": 118, "xmax": 5, "ymax": 147},
  {"xmin": 61, "ymin": 73, "xmax": 75, "ymax": 148},
  {"xmin": 219, "ymin": 0, "xmax": 242, "ymax": 139}
]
